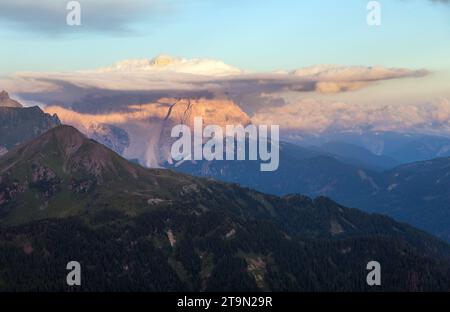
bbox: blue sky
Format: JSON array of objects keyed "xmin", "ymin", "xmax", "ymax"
[{"xmin": 0, "ymin": 0, "xmax": 449, "ymax": 76}]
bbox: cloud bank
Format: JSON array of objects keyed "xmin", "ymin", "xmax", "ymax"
[
  {"xmin": 3, "ymin": 55, "xmax": 445, "ymax": 137},
  {"xmin": 2, "ymin": 55, "xmax": 429, "ymax": 111},
  {"xmin": 251, "ymin": 97, "xmax": 450, "ymax": 135}
]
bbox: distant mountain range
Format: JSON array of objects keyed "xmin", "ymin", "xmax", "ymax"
[
  {"xmin": 172, "ymin": 140, "xmax": 450, "ymax": 242},
  {"xmin": 354, "ymin": 158, "xmax": 450, "ymax": 241},
  {"xmin": 1, "ymin": 125, "xmax": 450, "ymax": 291},
  {"xmin": 3, "ymin": 92, "xmax": 450, "ymax": 243},
  {"xmin": 170, "ymin": 141, "xmax": 380, "ymax": 204},
  {"xmin": 287, "ymin": 130, "xmax": 450, "ymax": 164},
  {"xmin": 311, "ymin": 141, "xmax": 400, "ymax": 171}
]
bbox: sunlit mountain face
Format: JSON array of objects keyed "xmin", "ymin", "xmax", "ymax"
[{"xmin": 0, "ymin": 0, "xmax": 450, "ymax": 295}]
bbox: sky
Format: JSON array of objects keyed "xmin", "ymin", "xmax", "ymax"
[
  {"xmin": 0, "ymin": 0, "xmax": 449, "ymax": 136},
  {"xmin": 0, "ymin": 0, "xmax": 449, "ymax": 75}
]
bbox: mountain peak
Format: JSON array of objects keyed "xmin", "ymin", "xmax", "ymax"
[
  {"xmin": 0, "ymin": 91, "xmax": 22, "ymax": 108},
  {"xmin": 2, "ymin": 125, "xmax": 138, "ymax": 179},
  {"xmin": 36, "ymin": 124, "xmax": 86, "ymax": 148},
  {"xmin": 11, "ymin": 124, "xmax": 91, "ymax": 161}
]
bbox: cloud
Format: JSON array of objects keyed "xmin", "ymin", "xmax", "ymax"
[
  {"xmin": 314, "ymin": 81, "xmax": 369, "ymax": 93},
  {"xmin": 251, "ymin": 97, "xmax": 450, "ymax": 135},
  {"xmin": 292, "ymin": 64, "xmax": 428, "ymax": 83},
  {"xmin": 0, "ymin": 0, "xmax": 168, "ymax": 35},
  {"xmin": 98, "ymin": 55, "xmax": 243, "ymax": 76},
  {"xmin": 1, "ymin": 56, "xmax": 429, "ymax": 113}
]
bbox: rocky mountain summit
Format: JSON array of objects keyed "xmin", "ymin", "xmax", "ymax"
[
  {"xmin": 0, "ymin": 92, "xmax": 60, "ymax": 155},
  {"xmin": 0, "ymin": 91, "xmax": 22, "ymax": 108}
]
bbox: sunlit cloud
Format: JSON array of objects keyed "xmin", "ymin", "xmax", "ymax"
[
  {"xmin": 1, "ymin": 56, "xmax": 429, "ymax": 111},
  {"xmin": 251, "ymin": 97, "xmax": 450, "ymax": 135}
]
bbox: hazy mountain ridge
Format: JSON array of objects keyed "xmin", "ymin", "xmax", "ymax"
[
  {"xmin": 287, "ymin": 130, "xmax": 450, "ymax": 164},
  {"xmin": 173, "ymin": 144, "xmax": 450, "ymax": 241},
  {"xmin": 352, "ymin": 157, "xmax": 450, "ymax": 241},
  {"xmin": 312, "ymin": 141, "xmax": 400, "ymax": 171}
]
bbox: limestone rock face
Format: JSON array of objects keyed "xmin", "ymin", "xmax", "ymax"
[{"xmin": 45, "ymin": 97, "xmax": 251, "ymax": 167}]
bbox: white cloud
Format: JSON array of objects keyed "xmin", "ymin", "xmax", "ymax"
[
  {"xmin": 251, "ymin": 97, "xmax": 450, "ymax": 135},
  {"xmin": 97, "ymin": 55, "xmax": 244, "ymax": 77},
  {"xmin": 292, "ymin": 65, "xmax": 428, "ymax": 82},
  {"xmin": 2, "ymin": 56, "xmax": 429, "ymax": 102}
]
